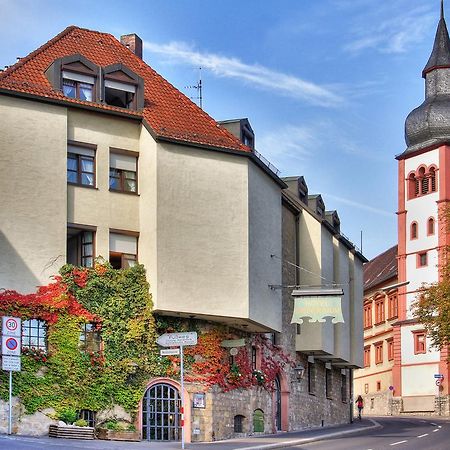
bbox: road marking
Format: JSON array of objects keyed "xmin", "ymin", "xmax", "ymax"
[
  {"xmin": 430, "ymin": 422, "xmax": 437, "ymax": 426},
  {"xmin": 417, "ymin": 433, "xmax": 428, "ymax": 438},
  {"xmin": 390, "ymin": 440, "xmax": 407, "ymax": 446},
  {"xmin": 433, "ymin": 429, "xmax": 439, "ymax": 432},
  {"xmin": 438, "ymin": 425, "xmax": 442, "ymax": 428}
]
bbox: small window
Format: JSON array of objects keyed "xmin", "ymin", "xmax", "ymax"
[
  {"xmin": 387, "ymin": 339, "xmax": 394, "ymax": 361},
  {"xmin": 22, "ymin": 319, "xmax": 47, "ymax": 352},
  {"xmin": 308, "ymin": 362, "xmax": 316, "ymax": 394},
  {"xmin": 376, "ymin": 381, "xmax": 381, "ymax": 391},
  {"xmin": 363, "ymin": 302, "xmax": 372, "ymax": 328},
  {"xmin": 325, "ymin": 368, "xmax": 332, "ymax": 399},
  {"xmin": 67, "ymin": 144, "xmax": 96, "ymax": 187},
  {"xmin": 109, "ymin": 151, "xmax": 138, "ymax": 193},
  {"xmin": 77, "ymin": 409, "xmax": 96, "ymax": 427},
  {"xmin": 234, "ymin": 415, "xmax": 245, "ymax": 433},
  {"xmin": 430, "ymin": 167, "xmax": 437, "ymax": 192},
  {"xmin": 417, "ymin": 252, "xmax": 428, "ymax": 267},
  {"xmin": 388, "ymin": 293, "xmax": 398, "ymax": 319},
  {"xmin": 408, "ymin": 173, "xmax": 417, "ymax": 199},
  {"xmin": 364, "ymin": 346, "xmax": 371, "ymax": 368},
  {"xmin": 428, "ymin": 218, "xmax": 435, "ymax": 236},
  {"xmin": 62, "ymin": 71, "xmax": 94, "ymax": 101},
  {"xmin": 251, "ymin": 346, "xmax": 257, "ymax": 371},
  {"xmin": 414, "ymin": 331, "xmax": 426, "ymax": 354},
  {"xmin": 410, "ymin": 222, "xmax": 418, "ymax": 239},
  {"xmin": 375, "ymin": 298, "xmax": 385, "ymax": 324},
  {"xmin": 375, "ymin": 342, "xmax": 383, "ymax": 364},
  {"xmin": 79, "ymin": 323, "xmax": 101, "ymax": 353},
  {"xmin": 109, "ymin": 232, "xmax": 138, "ymax": 269},
  {"xmin": 105, "ymin": 80, "xmax": 136, "ymax": 109},
  {"xmin": 364, "ymin": 383, "xmax": 369, "ymax": 394}
]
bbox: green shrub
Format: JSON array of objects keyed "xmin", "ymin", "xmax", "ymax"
[
  {"xmin": 58, "ymin": 407, "xmax": 77, "ymax": 425},
  {"xmin": 104, "ymin": 420, "xmax": 121, "ymax": 431},
  {"xmin": 74, "ymin": 419, "xmax": 88, "ymax": 427}
]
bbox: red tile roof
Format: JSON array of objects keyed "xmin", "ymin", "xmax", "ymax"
[
  {"xmin": 0, "ymin": 26, "xmax": 250, "ymax": 153},
  {"xmin": 363, "ymin": 245, "xmax": 398, "ymax": 292}
]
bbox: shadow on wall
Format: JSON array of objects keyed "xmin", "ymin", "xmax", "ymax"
[{"xmin": 0, "ymin": 230, "xmax": 41, "ymax": 293}]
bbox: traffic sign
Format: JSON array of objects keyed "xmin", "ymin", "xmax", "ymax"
[
  {"xmin": 2, "ymin": 355, "xmax": 21, "ymax": 372},
  {"xmin": 434, "ymin": 374, "xmax": 444, "ymax": 379},
  {"xmin": 157, "ymin": 332, "xmax": 197, "ymax": 347},
  {"xmin": 2, "ymin": 336, "xmax": 21, "ymax": 356},
  {"xmin": 160, "ymin": 348, "xmax": 181, "ymax": 356},
  {"xmin": 436, "ymin": 379, "xmax": 442, "ymax": 386},
  {"xmin": 2, "ymin": 317, "xmax": 21, "ymax": 337}
]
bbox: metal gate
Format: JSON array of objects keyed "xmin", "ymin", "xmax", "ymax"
[{"xmin": 142, "ymin": 383, "xmax": 181, "ymax": 441}]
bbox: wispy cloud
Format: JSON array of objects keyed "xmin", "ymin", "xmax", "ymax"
[
  {"xmin": 344, "ymin": 4, "xmax": 435, "ymax": 55},
  {"xmin": 323, "ymin": 193, "xmax": 394, "ymax": 217},
  {"xmin": 144, "ymin": 41, "xmax": 343, "ymax": 107}
]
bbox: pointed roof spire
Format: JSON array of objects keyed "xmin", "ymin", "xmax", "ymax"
[{"xmin": 422, "ymin": 0, "xmax": 450, "ymax": 77}]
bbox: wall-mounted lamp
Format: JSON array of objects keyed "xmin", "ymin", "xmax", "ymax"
[{"xmin": 294, "ymin": 364, "xmax": 306, "ymax": 381}]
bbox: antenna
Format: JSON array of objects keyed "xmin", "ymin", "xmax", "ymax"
[{"xmin": 185, "ymin": 67, "xmax": 203, "ymax": 110}]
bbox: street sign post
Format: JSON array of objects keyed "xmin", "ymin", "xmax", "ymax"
[
  {"xmin": 2, "ymin": 315, "xmax": 21, "ymax": 435},
  {"xmin": 156, "ymin": 331, "xmax": 197, "ymax": 449},
  {"xmin": 434, "ymin": 374, "xmax": 444, "ymax": 379}
]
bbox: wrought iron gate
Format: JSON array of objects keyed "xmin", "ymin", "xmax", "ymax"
[{"xmin": 142, "ymin": 383, "xmax": 181, "ymax": 441}]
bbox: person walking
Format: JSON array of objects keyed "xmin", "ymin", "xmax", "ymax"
[{"xmin": 356, "ymin": 395, "xmax": 364, "ymax": 420}]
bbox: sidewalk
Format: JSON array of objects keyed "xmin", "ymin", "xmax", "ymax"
[{"xmin": 0, "ymin": 419, "xmax": 379, "ymax": 450}]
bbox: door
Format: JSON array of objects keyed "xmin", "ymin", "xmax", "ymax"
[
  {"xmin": 274, "ymin": 376, "xmax": 282, "ymax": 431},
  {"xmin": 142, "ymin": 383, "xmax": 181, "ymax": 441}
]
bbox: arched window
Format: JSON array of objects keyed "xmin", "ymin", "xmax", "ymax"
[
  {"xmin": 408, "ymin": 173, "xmax": 417, "ymax": 199},
  {"xmin": 428, "ymin": 217, "xmax": 435, "ymax": 235},
  {"xmin": 429, "ymin": 167, "xmax": 437, "ymax": 192},
  {"xmin": 411, "ymin": 222, "xmax": 418, "ymax": 239},
  {"xmin": 234, "ymin": 415, "xmax": 245, "ymax": 433},
  {"xmin": 419, "ymin": 167, "xmax": 428, "ymax": 194}
]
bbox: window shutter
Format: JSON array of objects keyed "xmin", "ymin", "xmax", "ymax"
[
  {"xmin": 109, "ymin": 233, "xmax": 137, "ymax": 254},
  {"xmin": 110, "ymin": 153, "xmax": 137, "ymax": 171},
  {"xmin": 68, "ymin": 145, "xmax": 95, "ymax": 157},
  {"xmin": 62, "ymin": 71, "xmax": 95, "ymax": 84}
]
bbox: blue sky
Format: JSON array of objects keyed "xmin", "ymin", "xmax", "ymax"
[{"xmin": 0, "ymin": 0, "xmax": 443, "ymax": 259}]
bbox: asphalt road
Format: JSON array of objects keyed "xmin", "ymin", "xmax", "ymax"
[{"xmin": 291, "ymin": 416, "xmax": 450, "ymax": 450}]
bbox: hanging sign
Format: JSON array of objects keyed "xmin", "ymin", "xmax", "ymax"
[{"xmin": 290, "ymin": 289, "xmax": 344, "ymax": 324}]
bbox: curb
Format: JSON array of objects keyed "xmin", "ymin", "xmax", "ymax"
[{"xmin": 234, "ymin": 419, "xmax": 382, "ymax": 450}]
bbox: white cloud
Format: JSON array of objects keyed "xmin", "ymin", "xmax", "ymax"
[
  {"xmin": 322, "ymin": 193, "xmax": 394, "ymax": 218},
  {"xmin": 144, "ymin": 41, "xmax": 343, "ymax": 107},
  {"xmin": 344, "ymin": 5, "xmax": 435, "ymax": 55}
]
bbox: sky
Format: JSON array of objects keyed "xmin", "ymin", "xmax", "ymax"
[{"xmin": 0, "ymin": 0, "xmax": 443, "ymax": 260}]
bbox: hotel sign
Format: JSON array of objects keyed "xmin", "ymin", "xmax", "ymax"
[{"xmin": 290, "ymin": 289, "xmax": 344, "ymax": 324}]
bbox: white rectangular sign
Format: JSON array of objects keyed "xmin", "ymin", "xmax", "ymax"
[
  {"xmin": 2, "ymin": 336, "xmax": 21, "ymax": 356},
  {"xmin": 160, "ymin": 348, "xmax": 181, "ymax": 356},
  {"xmin": 157, "ymin": 331, "xmax": 198, "ymax": 347},
  {"xmin": 2, "ymin": 317, "xmax": 21, "ymax": 337},
  {"xmin": 2, "ymin": 355, "xmax": 21, "ymax": 372}
]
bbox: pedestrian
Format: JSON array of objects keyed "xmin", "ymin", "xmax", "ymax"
[{"xmin": 355, "ymin": 395, "xmax": 364, "ymax": 420}]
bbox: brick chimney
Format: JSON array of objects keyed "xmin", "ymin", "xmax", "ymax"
[{"xmin": 120, "ymin": 34, "xmax": 143, "ymax": 59}]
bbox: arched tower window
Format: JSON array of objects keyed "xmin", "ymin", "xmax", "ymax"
[
  {"xmin": 408, "ymin": 173, "xmax": 417, "ymax": 199},
  {"xmin": 429, "ymin": 166, "xmax": 437, "ymax": 192},
  {"xmin": 428, "ymin": 217, "xmax": 435, "ymax": 235},
  {"xmin": 419, "ymin": 167, "xmax": 428, "ymax": 194},
  {"xmin": 411, "ymin": 222, "xmax": 418, "ymax": 239}
]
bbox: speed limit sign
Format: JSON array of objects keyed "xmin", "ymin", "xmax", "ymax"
[{"xmin": 2, "ymin": 316, "xmax": 21, "ymax": 337}]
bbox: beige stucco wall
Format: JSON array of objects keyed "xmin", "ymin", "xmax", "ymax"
[
  {"xmin": 0, "ymin": 95, "xmax": 67, "ymax": 292},
  {"xmin": 349, "ymin": 252, "xmax": 364, "ymax": 368}
]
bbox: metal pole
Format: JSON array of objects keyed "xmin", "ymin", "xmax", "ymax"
[
  {"xmin": 180, "ymin": 345, "xmax": 185, "ymax": 449},
  {"xmin": 8, "ymin": 370, "xmax": 12, "ymax": 435}
]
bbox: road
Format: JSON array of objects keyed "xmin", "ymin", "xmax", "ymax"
[{"xmin": 291, "ymin": 416, "xmax": 450, "ymax": 450}]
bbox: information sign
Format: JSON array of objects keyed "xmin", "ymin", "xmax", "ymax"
[
  {"xmin": 2, "ymin": 336, "xmax": 21, "ymax": 356},
  {"xmin": 156, "ymin": 332, "xmax": 197, "ymax": 347},
  {"xmin": 2, "ymin": 356, "xmax": 21, "ymax": 372},
  {"xmin": 434, "ymin": 374, "xmax": 444, "ymax": 379},
  {"xmin": 160, "ymin": 348, "xmax": 180, "ymax": 356}
]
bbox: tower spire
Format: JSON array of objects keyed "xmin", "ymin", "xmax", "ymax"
[{"xmin": 442, "ymin": 0, "xmax": 445, "ymax": 20}]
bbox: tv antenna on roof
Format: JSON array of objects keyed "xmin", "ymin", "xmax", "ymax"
[{"xmin": 185, "ymin": 67, "xmax": 203, "ymax": 110}]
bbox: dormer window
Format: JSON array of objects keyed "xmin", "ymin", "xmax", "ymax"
[
  {"xmin": 104, "ymin": 80, "xmax": 136, "ymax": 109},
  {"xmin": 62, "ymin": 71, "xmax": 94, "ymax": 101}
]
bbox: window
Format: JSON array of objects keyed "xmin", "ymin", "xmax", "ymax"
[
  {"xmin": 414, "ymin": 331, "xmax": 426, "ymax": 354},
  {"xmin": 388, "ymin": 292, "xmax": 398, "ymax": 319},
  {"xmin": 234, "ymin": 415, "xmax": 245, "ymax": 433},
  {"xmin": 67, "ymin": 144, "xmax": 96, "ymax": 187},
  {"xmin": 408, "ymin": 173, "xmax": 418, "ymax": 199},
  {"xmin": 364, "ymin": 346, "xmax": 371, "ymax": 368},
  {"xmin": 375, "ymin": 342, "xmax": 383, "ymax": 364},
  {"xmin": 430, "ymin": 167, "xmax": 437, "ymax": 192},
  {"xmin": 109, "ymin": 151, "xmax": 138, "ymax": 193},
  {"xmin": 62, "ymin": 71, "xmax": 94, "ymax": 101},
  {"xmin": 251, "ymin": 346, "xmax": 257, "ymax": 371},
  {"xmin": 375, "ymin": 298, "xmax": 385, "ymax": 324},
  {"xmin": 325, "ymin": 368, "xmax": 332, "ymax": 399},
  {"xmin": 376, "ymin": 381, "xmax": 381, "ymax": 392},
  {"xmin": 22, "ymin": 319, "xmax": 47, "ymax": 352},
  {"xmin": 363, "ymin": 302, "xmax": 372, "ymax": 328},
  {"xmin": 419, "ymin": 167, "xmax": 428, "ymax": 194},
  {"xmin": 410, "ymin": 222, "xmax": 418, "ymax": 239},
  {"xmin": 341, "ymin": 373, "xmax": 347, "ymax": 402},
  {"xmin": 417, "ymin": 252, "xmax": 428, "ymax": 267},
  {"xmin": 109, "ymin": 232, "xmax": 138, "ymax": 269},
  {"xmin": 77, "ymin": 409, "xmax": 96, "ymax": 427},
  {"xmin": 428, "ymin": 217, "xmax": 435, "ymax": 236},
  {"xmin": 105, "ymin": 80, "xmax": 136, "ymax": 109},
  {"xmin": 308, "ymin": 362, "xmax": 316, "ymax": 394},
  {"xmin": 79, "ymin": 323, "xmax": 101, "ymax": 353},
  {"xmin": 387, "ymin": 338, "xmax": 394, "ymax": 361},
  {"xmin": 67, "ymin": 227, "xmax": 95, "ymax": 268}
]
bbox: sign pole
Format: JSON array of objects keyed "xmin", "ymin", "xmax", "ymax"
[
  {"xmin": 180, "ymin": 345, "xmax": 185, "ymax": 450},
  {"xmin": 8, "ymin": 370, "xmax": 12, "ymax": 435}
]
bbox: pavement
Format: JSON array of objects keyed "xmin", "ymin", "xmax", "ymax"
[{"xmin": 0, "ymin": 418, "xmax": 380, "ymax": 450}]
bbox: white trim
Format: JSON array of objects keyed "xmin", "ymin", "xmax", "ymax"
[
  {"xmin": 62, "ymin": 71, "xmax": 95, "ymax": 85},
  {"xmin": 105, "ymin": 79, "xmax": 136, "ymax": 93}
]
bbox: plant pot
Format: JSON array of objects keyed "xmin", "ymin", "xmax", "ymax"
[{"xmin": 97, "ymin": 428, "xmax": 140, "ymax": 441}]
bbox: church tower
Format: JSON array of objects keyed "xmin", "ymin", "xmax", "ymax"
[{"xmin": 395, "ymin": 0, "xmax": 450, "ymax": 412}]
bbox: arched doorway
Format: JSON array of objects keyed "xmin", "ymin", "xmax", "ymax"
[
  {"xmin": 274, "ymin": 375, "xmax": 282, "ymax": 431},
  {"xmin": 142, "ymin": 383, "xmax": 181, "ymax": 441}
]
